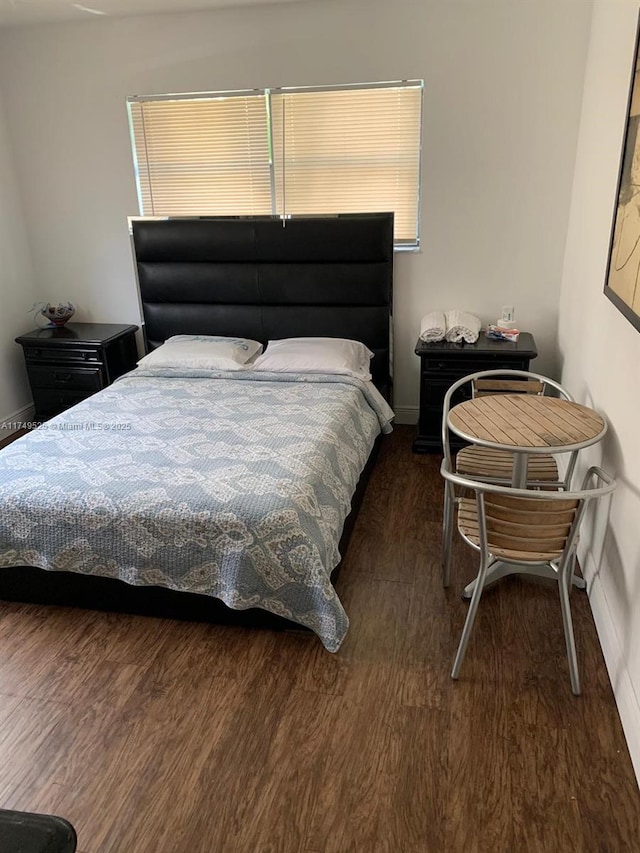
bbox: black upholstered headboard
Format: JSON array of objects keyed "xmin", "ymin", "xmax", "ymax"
[{"xmin": 130, "ymin": 214, "xmax": 394, "ymax": 397}]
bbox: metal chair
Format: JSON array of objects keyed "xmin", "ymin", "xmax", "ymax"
[
  {"xmin": 440, "ymin": 460, "xmax": 617, "ymax": 694},
  {"xmin": 441, "ymin": 369, "xmax": 579, "ymax": 588}
]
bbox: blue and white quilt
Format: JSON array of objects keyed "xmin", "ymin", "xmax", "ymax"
[{"xmin": 0, "ymin": 369, "xmax": 394, "ymax": 651}]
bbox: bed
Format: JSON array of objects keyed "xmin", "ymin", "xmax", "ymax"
[{"xmin": 0, "ymin": 214, "xmax": 394, "ymax": 650}]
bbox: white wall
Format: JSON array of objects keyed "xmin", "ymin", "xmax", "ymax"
[
  {"xmin": 559, "ymin": 0, "xmax": 640, "ymax": 781},
  {"xmin": 0, "ymin": 89, "xmax": 37, "ymax": 426},
  {"xmin": 0, "ymin": 0, "xmax": 592, "ymax": 419}
]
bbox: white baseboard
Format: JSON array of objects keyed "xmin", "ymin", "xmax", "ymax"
[
  {"xmin": 0, "ymin": 401, "xmax": 35, "ymax": 436},
  {"xmin": 583, "ymin": 550, "xmax": 640, "ymax": 785},
  {"xmin": 393, "ymin": 405, "xmax": 418, "ymax": 425}
]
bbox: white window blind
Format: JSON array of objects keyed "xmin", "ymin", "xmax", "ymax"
[
  {"xmin": 127, "ymin": 81, "xmax": 423, "ymax": 247},
  {"xmin": 128, "ymin": 93, "xmax": 272, "ymax": 216},
  {"xmin": 271, "ymin": 85, "xmax": 422, "ymax": 246}
]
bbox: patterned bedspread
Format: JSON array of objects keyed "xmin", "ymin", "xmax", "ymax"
[{"xmin": 0, "ymin": 369, "xmax": 394, "ymax": 651}]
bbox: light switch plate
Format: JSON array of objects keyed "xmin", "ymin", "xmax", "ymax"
[{"xmin": 500, "ymin": 305, "xmax": 515, "ymax": 324}]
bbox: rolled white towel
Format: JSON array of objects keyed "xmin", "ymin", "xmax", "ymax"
[
  {"xmin": 444, "ymin": 310, "xmax": 481, "ymax": 343},
  {"xmin": 419, "ymin": 311, "xmax": 447, "ymax": 342}
]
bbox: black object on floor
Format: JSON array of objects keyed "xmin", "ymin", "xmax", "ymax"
[{"xmin": 0, "ymin": 809, "xmax": 77, "ymax": 852}]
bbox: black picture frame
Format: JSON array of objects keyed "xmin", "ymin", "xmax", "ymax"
[{"xmin": 603, "ymin": 11, "xmax": 640, "ymax": 333}]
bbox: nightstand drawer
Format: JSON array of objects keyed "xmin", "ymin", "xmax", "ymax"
[
  {"xmin": 421, "ymin": 377, "xmax": 472, "ymax": 407},
  {"xmin": 23, "ymin": 346, "xmax": 101, "ymax": 364},
  {"xmin": 422, "ymin": 357, "xmax": 528, "ymax": 374},
  {"xmin": 35, "ymin": 388, "xmax": 94, "ymax": 418},
  {"xmin": 27, "ymin": 365, "xmax": 104, "ymax": 392}
]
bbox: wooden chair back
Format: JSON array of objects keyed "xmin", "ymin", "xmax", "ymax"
[
  {"xmin": 478, "ymin": 492, "xmax": 577, "ymax": 561},
  {"xmin": 472, "ymin": 378, "xmax": 544, "ymax": 397},
  {"xmin": 447, "ymin": 464, "xmax": 616, "ymax": 567}
]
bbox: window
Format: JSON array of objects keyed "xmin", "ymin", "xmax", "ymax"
[{"xmin": 127, "ymin": 81, "xmax": 423, "ymax": 248}]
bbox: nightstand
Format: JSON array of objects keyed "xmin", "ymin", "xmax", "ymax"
[
  {"xmin": 413, "ymin": 331, "xmax": 538, "ymax": 453},
  {"xmin": 16, "ymin": 322, "xmax": 139, "ymax": 422}
]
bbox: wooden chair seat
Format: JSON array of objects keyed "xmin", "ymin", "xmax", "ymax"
[{"xmin": 456, "ymin": 446, "xmax": 559, "ymax": 481}]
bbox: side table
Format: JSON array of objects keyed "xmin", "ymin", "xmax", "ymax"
[{"xmin": 16, "ymin": 322, "xmax": 138, "ymax": 422}]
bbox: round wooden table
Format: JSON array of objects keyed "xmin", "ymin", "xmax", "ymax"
[
  {"xmin": 448, "ymin": 395, "xmax": 607, "ymax": 488},
  {"xmin": 447, "ymin": 394, "xmax": 608, "ymax": 597}
]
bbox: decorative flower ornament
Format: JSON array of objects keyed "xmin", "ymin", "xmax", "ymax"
[{"xmin": 29, "ymin": 302, "xmax": 76, "ymax": 327}]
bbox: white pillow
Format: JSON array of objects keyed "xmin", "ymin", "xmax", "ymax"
[
  {"xmin": 252, "ymin": 337, "xmax": 373, "ymax": 380},
  {"xmin": 137, "ymin": 335, "xmax": 263, "ymax": 371}
]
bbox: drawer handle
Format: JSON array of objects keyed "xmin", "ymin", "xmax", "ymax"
[{"xmin": 54, "ymin": 373, "xmax": 72, "ymax": 383}]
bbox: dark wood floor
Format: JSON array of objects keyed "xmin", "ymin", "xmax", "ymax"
[{"xmin": 0, "ymin": 425, "xmax": 638, "ymax": 852}]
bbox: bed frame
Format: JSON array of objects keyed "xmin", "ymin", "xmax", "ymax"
[{"xmin": 0, "ymin": 214, "xmax": 394, "ymax": 632}]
